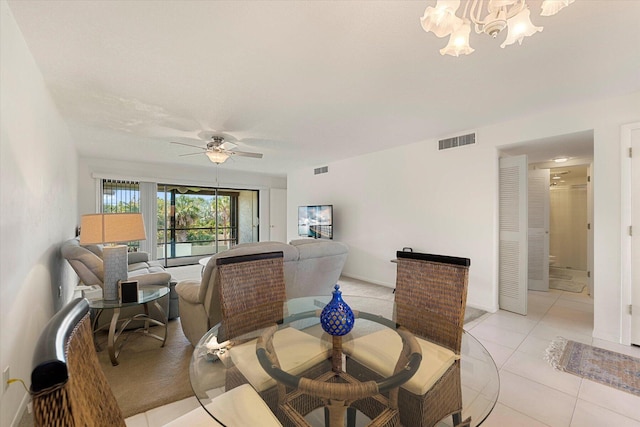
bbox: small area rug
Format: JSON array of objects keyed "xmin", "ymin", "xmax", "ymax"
[
  {"xmin": 549, "ymin": 278, "xmax": 585, "ymax": 293},
  {"xmin": 545, "ymin": 337, "xmax": 640, "ymax": 397},
  {"xmin": 97, "ymin": 318, "xmax": 194, "ymax": 418},
  {"xmin": 549, "ymin": 269, "xmax": 573, "ymax": 280}
]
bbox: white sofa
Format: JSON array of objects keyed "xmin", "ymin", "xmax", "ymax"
[
  {"xmin": 61, "ymin": 237, "xmax": 176, "ymax": 326},
  {"xmin": 175, "ymin": 239, "xmax": 348, "ymax": 346}
]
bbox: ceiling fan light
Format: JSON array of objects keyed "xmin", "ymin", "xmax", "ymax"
[
  {"xmin": 206, "ymin": 151, "xmax": 230, "ymax": 164},
  {"xmin": 500, "ymin": 7, "xmax": 543, "ymax": 48},
  {"xmin": 540, "ymin": 0, "xmax": 574, "ymax": 17},
  {"xmin": 420, "ymin": 0, "xmax": 463, "ymax": 38},
  {"xmin": 440, "ymin": 20, "xmax": 475, "ymax": 56}
]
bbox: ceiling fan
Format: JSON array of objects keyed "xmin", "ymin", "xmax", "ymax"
[{"xmin": 171, "ymin": 135, "xmax": 263, "ymax": 164}]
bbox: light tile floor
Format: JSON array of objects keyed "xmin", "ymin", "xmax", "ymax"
[
  {"xmin": 469, "ymin": 288, "xmax": 640, "ymax": 427},
  {"xmin": 126, "ymin": 270, "xmax": 640, "ymax": 427}
]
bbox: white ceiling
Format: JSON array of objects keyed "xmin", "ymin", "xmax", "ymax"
[{"xmin": 7, "ymin": 1, "xmax": 640, "ymax": 177}]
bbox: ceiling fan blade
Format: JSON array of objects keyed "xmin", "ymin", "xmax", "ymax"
[
  {"xmin": 232, "ymin": 150, "xmax": 263, "ymax": 159},
  {"xmin": 171, "ymin": 141, "xmax": 206, "ymax": 150},
  {"xmin": 178, "ymin": 152, "xmax": 205, "ymax": 157},
  {"xmin": 220, "ymin": 141, "xmax": 237, "ymax": 150}
]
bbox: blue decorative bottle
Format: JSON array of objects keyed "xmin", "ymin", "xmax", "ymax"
[{"xmin": 320, "ymin": 284, "xmax": 355, "ymax": 336}]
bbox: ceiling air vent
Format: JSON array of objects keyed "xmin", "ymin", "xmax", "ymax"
[
  {"xmin": 314, "ymin": 166, "xmax": 329, "ymax": 175},
  {"xmin": 438, "ymin": 133, "xmax": 476, "ymax": 150}
]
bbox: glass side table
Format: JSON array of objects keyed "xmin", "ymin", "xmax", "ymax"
[{"xmin": 88, "ymin": 285, "xmax": 169, "ymax": 366}]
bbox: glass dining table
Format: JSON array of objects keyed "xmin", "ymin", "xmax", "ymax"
[{"xmin": 189, "ymin": 295, "xmax": 499, "ymax": 427}]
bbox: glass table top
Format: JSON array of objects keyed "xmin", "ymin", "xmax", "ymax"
[
  {"xmin": 190, "ymin": 295, "xmax": 500, "ymax": 427},
  {"xmin": 87, "ymin": 285, "xmax": 169, "ymax": 309}
]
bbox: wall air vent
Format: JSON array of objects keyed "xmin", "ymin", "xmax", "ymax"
[
  {"xmin": 438, "ymin": 133, "xmax": 476, "ymax": 150},
  {"xmin": 314, "ymin": 166, "xmax": 329, "ymax": 175}
]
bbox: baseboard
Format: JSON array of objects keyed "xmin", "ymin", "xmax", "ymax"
[
  {"xmin": 592, "ymin": 328, "xmax": 621, "ymax": 344},
  {"xmin": 467, "ymin": 302, "xmax": 498, "ymax": 314},
  {"xmin": 11, "ymin": 391, "xmax": 31, "ymax": 427}
]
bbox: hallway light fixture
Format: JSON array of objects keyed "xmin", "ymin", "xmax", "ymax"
[
  {"xmin": 420, "ymin": 0, "xmax": 574, "ymax": 56},
  {"xmin": 553, "ymin": 156, "xmax": 569, "ymax": 163}
]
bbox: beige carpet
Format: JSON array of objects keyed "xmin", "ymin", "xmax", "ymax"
[{"xmin": 97, "ymin": 318, "xmax": 195, "ymax": 418}]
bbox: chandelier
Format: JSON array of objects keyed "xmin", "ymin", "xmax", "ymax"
[{"xmin": 420, "ymin": 0, "xmax": 574, "ymax": 56}]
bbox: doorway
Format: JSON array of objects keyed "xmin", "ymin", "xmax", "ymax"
[
  {"xmin": 498, "ymin": 130, "xmax": 594, "ymax": 317},
  {"xmin": 545, "ymin": 164, "xmax": 590, "ymax": 296}
]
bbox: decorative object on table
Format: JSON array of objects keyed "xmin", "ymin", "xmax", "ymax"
[
  {"xmin": 320, "ymin": 284, "xmax": 355, "ymax": 336},
  {"xmin": 80, "ymin": 213, "xmax": 146, "ymax": 301},
  {"xmin": 321, "ymin": 284, "xmax": 356, "ymax": 374},
  {"xmin": 545, "ymin": 337, "xmax": 640, "ymax": 397},
  {"xmin": 119, "ymin": 280, "xmax": 139, "ymax": 303}
]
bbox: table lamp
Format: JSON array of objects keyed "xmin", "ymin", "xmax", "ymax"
[{"xmin": 80, "ymin": 213, "xmax": 146, "ymax": 301}]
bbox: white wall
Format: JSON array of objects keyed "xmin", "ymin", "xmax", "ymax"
[
  {"xmin": 288, "ymin": 91, "xmax": 640, "ymax": 343},
  {"xmin": 77, "ymin": 157, "xmax": 286, "ymax": 243},
  {"xmin": 288, "ymin": 136, "xmax": 498, "ymax": 311},
  {"xmin": 0, "ymin": 2, "xmax": 78, "ymax": 425}
]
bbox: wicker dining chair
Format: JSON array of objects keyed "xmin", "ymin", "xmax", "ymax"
[
  {"xmin": 346, "ymin": 251, "xmax": 471, "ymax": 427},
  {"xmin": 215, "ymin": 251, "xmax": 289, "ymax": 342},
  {"xmin": 219, "ymin": 252, "xmax": 332, "ymax": 413},
  {"xmin": 31, "ymin": 298, "xmax": 126, "ymax": 427},
  {"xmin": 30, "ymin": 298, "xmax": 282, "ymax": 427}
]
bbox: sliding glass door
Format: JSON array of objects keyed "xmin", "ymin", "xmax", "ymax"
[{"xmin": 157, "ymin": 185, "xmax": 259, "ymax": 267}]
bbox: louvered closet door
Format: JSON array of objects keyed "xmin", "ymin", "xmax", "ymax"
[
  {"xmin": 499, "ymin": 155, "xmax": 528, "ymax": 315},
  {"xmin": 528, "ymin": 169, "xmax": 550, "ymax": 291}
]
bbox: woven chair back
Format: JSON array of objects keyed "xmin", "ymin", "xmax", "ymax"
[
  {"xmin": 216, "ymin": 251, "xmax": 287, "ymax": 341},
  {"xmin": 395, "ymin": 251, "xmax": 470, "ymax": 353},
  {"xmin": 31, "ymin": 299, "xmax": 125, "ymax": 426}
]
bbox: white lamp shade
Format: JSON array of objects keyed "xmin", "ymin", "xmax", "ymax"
[
  {"xmin": 500, "ymin": 7, "xmax": 543, "ymax": 48},
  {"xmin": 440, "ymin": 20, "xmax": 475, "ymax": 56},
  {"xmin": 540, "ymin": 0, "xmax": 574, "ymax": 17},
  {"xmin": 420, "ymin": 0, "xmax": 463, "ymax": 38},
  {"xmin": 80, "ymin": 213, "xmax": 146, "ymax": 245},
  {"xmin": 206, "ymin": 151, "xmax": 230, "ymax": 164}
]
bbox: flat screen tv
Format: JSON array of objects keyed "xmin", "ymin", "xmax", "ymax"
[{"xmin": 298, "ymin": 205, "xmax": 333, "ymax": 239}]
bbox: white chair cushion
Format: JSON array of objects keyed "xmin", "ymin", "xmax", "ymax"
[
  {"xmin": 346, "ymin": 328, "xmax": 459, "ymax": 395},
  {"xmin": 229, "ymin": 327, "xmax": 331, "ymax": 391},
  {"xmin": 162, "ymin": 384, "xmax": 282, "ymax": 426}
]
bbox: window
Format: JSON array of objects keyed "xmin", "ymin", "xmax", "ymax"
[
  {"xmin": 99, "ymin": 180, "xmax": 259, "ymax": 265},
  {"xmin": 100, "ymin": 179, "xmax": 141, "ymax": 251},
  {"xmin": 157, "ymin": 185, "xmax": 258, "ymax": 266}
]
